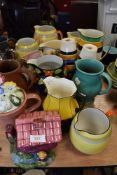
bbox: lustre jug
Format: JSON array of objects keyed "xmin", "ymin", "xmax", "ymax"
[
  {"xmin": 43, "ymin": 76, "xmax": 86, "ymax": 120},
  {"xmin": 73, "ymin": 59, "xmax": 112, "ymax": 103},
  {"xmin": 34, "ymin": 25, "xmax": 63, "ymax": 44}
]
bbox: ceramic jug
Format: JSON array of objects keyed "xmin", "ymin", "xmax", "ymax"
[
  {"xmin": 43, "ymin": 76, "xmax": 86, "ymax": 120},
  {"xmin": 34, "ymin": 25, "xmax": 63, "ymax": 44},
  {"xmin": 70, "ymin": 108, "xmax": 112, "ymax": 154},
  {"xmin": 0, "ymin": 59, "xmax": 36, "ymax": 90},
  {"xmin": 73, "ymin": 59, "xmax": 112, "ymax": 103},
  {"xmin": 77, "ymin": 29, "xmax": 105, "ymax": 60}
]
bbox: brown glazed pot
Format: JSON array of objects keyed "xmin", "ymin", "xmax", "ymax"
[
  {"xmin": 0, "ymin": 89, "xmax": 41, "ymax": 132},
  {"xmin": 0, "ymin": 59, "xmax": 36, "ymax": 90}
]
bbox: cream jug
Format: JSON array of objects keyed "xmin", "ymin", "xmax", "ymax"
[
  {"xmin": 43, "ymin": 76, "xmax": 85, "ymax": 120},
  {"xmin": 70, "ymin": 108, "xmax": 112, "ymax": 154},
  {"xmin": 34, "ymin": 25, "xmax": 63, "ymax": 44}
]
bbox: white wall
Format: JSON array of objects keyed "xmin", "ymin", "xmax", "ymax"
[{"xmin": 98, "ymin": 0, "xmax": 117, "ymax": 42}]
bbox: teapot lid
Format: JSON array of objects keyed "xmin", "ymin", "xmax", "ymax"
[{"xmin": 43, "ymin": 76, "xmax": 77, "ymax": 99}]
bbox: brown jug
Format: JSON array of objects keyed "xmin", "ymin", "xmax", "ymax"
[{"xmin": 0, "ymin": 59, "xmax": 36, "ymax": 90}]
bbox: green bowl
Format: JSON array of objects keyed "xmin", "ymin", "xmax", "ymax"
[{"xmin": 78, "ymin": 29, "xmax": 104, "ymax": 42}]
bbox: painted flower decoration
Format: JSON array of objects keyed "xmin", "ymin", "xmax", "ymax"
[
  {"xmin": 0, "ymin": 86, "xmax": 4, "ymax": 94},
  {"xmin": 3, "ymin": 82, "xmax": 17, "ymax": 93}
]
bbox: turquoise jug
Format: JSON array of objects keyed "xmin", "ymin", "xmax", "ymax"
[{"xmin": 73, "ymin": 59, "xmax": 112, "ymax": 103}]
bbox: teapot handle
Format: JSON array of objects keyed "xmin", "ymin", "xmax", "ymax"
[
  {"xmin": 25, "ymin": 93, "xmax": 41, "ymax": 113},
  {"xmin": 56, "ymin": 30, "xmax": 63, "ymax": 39},
  {"xmin": 75, "ymin": 91, "xmax": 86, "ymax": 113}
]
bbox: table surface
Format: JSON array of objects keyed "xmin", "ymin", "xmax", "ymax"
[{"xmin": 0, "ymin": 87, "xmax": 117, "ymax": 168}]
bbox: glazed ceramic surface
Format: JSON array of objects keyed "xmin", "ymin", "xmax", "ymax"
[
  {"xmin": 15, "ymin": 37, "xmax": 39, "ymax": 59},
  {"xmin": 77, "ymin": 29, "xmax": 104, "ymax": 42},
  {"xmin": 34, "ymin": 25, "xmax": 63, "ymax": 44},
  {"xmin": 0, "ymin": 88, "xmax": 41, "ymax": 131},
  {"xmin": 70, "ymin": 108, "xmax": 112, "ymax": 154},
  {"xmin": 0, "ymin": 59, "xmax": 36, "ymax": 90},
  {"xmin": 107, "ymin": 59, "xmax": 117, "ymax": 88},
  {"xmin": 79, "ymin": 44, "xmax": 97, "ymax": 59},
  {"xmin": 73, "ymin": 59, "xmax": 112, "ymax": 103},
  {"xmin": 59, "ymin": 38, "xmax": 78, "ymax": 78},
  {"xmin": 101, "ymin": 46, "xmax": 117, "ymax": 65},
  {"xmin": 43, "ymin": 76, "xmax": 85, "ymax": 120}
]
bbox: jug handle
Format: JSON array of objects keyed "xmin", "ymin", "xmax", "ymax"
[
  {"xmin": 75, "ymin": 91, "xmax": 86, "ymax": 113},
  {"xmin": 98, "ymin": 72, "xmax": 112, "ymax": 95},
  {"xmin": 20, "ymin": 65, "xmax": 37, "ymax": 89},
  {"xmin": 56, "ymin": 30, "xmax": 63, "ymax": 39},
  {"xmin": 25, "ymin": 93, "xmax": 41, "ymax": 113}
]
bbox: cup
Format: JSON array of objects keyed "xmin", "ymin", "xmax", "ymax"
[{"xmin": 101, "ymin": 46, "xmax": 117, "ymax": 66}]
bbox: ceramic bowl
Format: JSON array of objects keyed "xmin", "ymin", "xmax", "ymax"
[{"xmin": 78, "ymin": 29, "xmax": 104, "ymax": 42}]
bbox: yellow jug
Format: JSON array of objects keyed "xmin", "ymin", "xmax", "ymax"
[{"xmin": 43, "ymin": 76, "xmax": 85, "ymax": 120}]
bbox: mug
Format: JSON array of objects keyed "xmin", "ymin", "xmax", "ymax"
[
  {"xmin": 0, "ymin": 59, "xmax": 36, "ymax": 90},
  {"xmin": 101, "ymin": 46, "xmax": 117, "ymax": 66}
]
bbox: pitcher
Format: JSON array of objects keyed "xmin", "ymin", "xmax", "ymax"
[
  {"xmin": 70, "ymin": 108, "xmax": 112, "ymax": 154},
  {"xmin": 34, "ymin": 25, "xmax": 63, "ymax": 44},
  {"xmin": 43, "ymin": 76, "xmax": 86, "ymax": 120},
  {"xmin": 73, "ymin": 58, "xmax": 112, "ymax": 103}
]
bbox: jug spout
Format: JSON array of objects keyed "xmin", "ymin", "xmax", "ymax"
[
  {"xmin": 74, "ymin": 108, "xmax": 110, "ymax": 135},
  {"xmin": 34, "ymin": 25, "xmax": 41, "ymax": 30},
  {"xmin": 43, "ymin": 76, "xmax": 77, "ymax": 99}
]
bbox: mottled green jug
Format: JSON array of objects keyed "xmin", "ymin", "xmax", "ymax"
[{"xmin": 73, "ymin": 59, "xmax": 112, "ymax": 103}]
